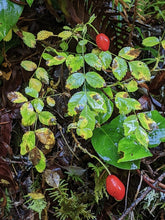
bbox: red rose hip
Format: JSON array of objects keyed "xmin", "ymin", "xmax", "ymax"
[
  {"xmin": 106, "ymin": 175, "xmax": 125, "ymax": 201},
  {"xmin": 96, "ymin": 33, "xmax": 110, "ymax": 51}
]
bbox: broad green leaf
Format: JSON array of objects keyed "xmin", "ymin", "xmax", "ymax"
[
  {"xmin": 135, "ymin": 126, "xmax": 149, "ymax": 148},
  {"xmin": 146, "ymin": 110, "xmax": 165, "ymax": 147},
  {"xmin": 25, "ymin": 86, "xmax": 38, "ymax": 98},
  {"xmin": 87, "ymin": 91, "xmax": 107, "ymax": 113},
  {"xmin": 123, "ymin": 115, "xmax": 139, "ymax": 136},
  {"xmin": 76, "ymin": 44, "xmax": 86, "ymax": 54},
  {"xmin": 46, "ymin": 56, "xmax": 66, "ymax": 66},
  {"xmin": 66, "ymin": 55, "xmax": 84, "ymax": 73},
  {"xmin": 39, "ymin": 111, "xmax": 56, "ymax": 126},
  {"xmin": 7, "ymin": 91, "xmax": 28, "ymax": 103},
  {"xmin": 29, "ymin": 78, "xmax": 42, "ymax": 92},
  {"xmin": 115, "ymin": 92, "xmax": 141, "ymax": 114},
  {"xmin": 42, "ymin": 53, "xmax": 53, "ymax": 60},
  {"xmin": 66, "ymin": 72, "xmax": 85, "ymax": 90},
  {"xmin": 142, "ymin": 37, "xmax": 159, "ymax": 47},
  {"xmin": 37, "ymin": 30, "xmax": 54, "ymax": 40},
  {"xmin": 92, "ymin": 115, "xmax": 140, "ymax": 170},
  {"xmin": 31, "ymin": 98, "xmax": 44, "ymax": 113},
  {"xmin": 35, "ymin": 67, "xmax": 49, "ymax": 84},
  {"xmin": 0, "ymin": 1, "xmax": 24, "ymax": 41},
  {"xmin": 26, "ymin": 0, "xmax": 34, "ymax": 7},
  {"xmin": 86, "ymin": 72, "xmax": 106, "ymax": 88},
  {"xmin": 35, "ymin": 150, "xmax": 46, "ymax": 173},
  {"xmin": 84, "ymin": 53, "xmax": 102, "ymax": 71},
  {"xmin": 96, "ymin": 92, "xmax": 113, "ymax": 124},
  {"xmin": 46, "ymin": 96, "xmax": 55, "ymax": 107},
  {"xmin": 124, "ymin": 80, "xmax": 138, "ymax": 92},
  {"xmin": 112, "ymin": 56, "xmax": 127, "ymax": 80},
  {"xmin": 35, "ymin": 128, "xmax": 55, "ymax": 145},
  {"xmin": 78, "ymin": 39, "xmax": 88, "ymax": 46},
  {"xmin": 20, "ymin": 102, "xmax": 37, "ymax": 126},
  {"xmin": 129, "ymin": 61, "xmax": 150, "ymax": 81},
  {"xmin": 21, "ymin": 60, "xmax": 37, "ymax": 71},
  {"xmin": 58, "ymin": 31, "xmax": 72, "ymax": 40},
  {"xmin": 118, "ymin": 47, "xmax": 140, "ymax": 60},
  {"xmin": 99, "ymin": 51, "xmax": 112, "ymax": 69},
  {"xmin": 20, "ymin": 131, "xmax": 35, "ymax": 155},
  {"xmin": 77, "ymin": 106, "xmax": 95, "ymax": 139},
  {"xmin": 118, "ymin": 135, "xmax": 152, "ymax": 163},
  {"xmin": 137, "ymin": 112, "xmax": 157, "ymax": 130},
  {"xmin": 22, "ymin": 31, "xmax": 36, "ymax": 48},
  {"xmin": 161, "ymin": 40, "xmax": 165, "ymax": 49},
  {"xmin": 60, "ymin": 41, "xmax": 68, "ymax": 51},
  {"xmin": 68, "ymin": 91, "xmax": 87, "ymax": 116},
  {"xmin": 102, "ymin": 86, "xmax": 113, "ymax": 99}
]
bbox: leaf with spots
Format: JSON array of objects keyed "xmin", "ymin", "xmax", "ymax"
[
  {"xmin": 35, "ymin": 128, "xmax": 55, "ymax": 145},
  {"xmin": 129, "ymin": 61, "xmax": 151, "ymax": 81},
  {"xmin": 21, "ymin": 60, "xmax": 37, "ymax": 71},
  {"xmin": 135, "ymin": 126, "xmax": 149, "ymax": 148},
  {"xmin": 137, "ymin": 112, "xmax": 157, "ymax": 130},
  {"xmin": 99, "ymin": 51, "xmax": 112, "ymax": 70},
  {"xmin": 118, "ymin": 135, "xmax": 152, "ymax": 163},
  {"xmin": 37, "ymin": 30, "xmax": 54, "ymax": 40},
  {"xmin": 84, "ymin": 53, "xmax": 102, "ymax": 71},
  {"xmin": 66, "ymin": 55, "xmax": 84, "ymax": 73},
  {"xmin": 39, "ymin": 111, "xmax": 56, "ymax": 126},
  {"xmin": 115, "ymin": 92, "xmax": 141, "ymax": 114},
  {"xmin": 29, "ymin": 78, "xmax": 42, "ymax": 92},
  {"xmin": 22, "ymin": 31, "xmax": 36, "ymax": 48},
  {"xmin": 25, "ymin": 87, "xmax": 38, "ymax": 98},
  {"xmin": 20, "ymin": 102, "xmax": 37, "ymax": 126},
  {"xmin": 35, "ymin": 67, "xmax": 49, "ymax": 84},
  {"xmin": 31, "ymin": 98, "xmax": 44, "ymax": 113},
  {"xmin": 118, "ymin": 47, "xmax": 141, "ymax": 60},
  {"xmin": 87, "ymin": 91, "xmax": 107, "ymax": 113},
  {"xmin": 112, "ymin": 57, "xmax": 127, "ymax": 80},
  {"xmin": 7, "ymin": 91, "xmax": 28, "ymax": 103},
  {"xmin": 66, "ymin": 72, "xmax": 85, "ymax": 90},
  {"xmin": 20, "ymin": 131, "xmax": 35, "ymax": 155}
]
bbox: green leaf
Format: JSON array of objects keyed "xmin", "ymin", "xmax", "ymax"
[
  {"xmin": 21, "ymin": 60, "xmax": 37, "ymax": 71},
  {"xmin": 87, "ymin": 91, "xmax": 107, "ymax": 113},
  {"xmin": 96, "ymin": 92, "xmax": 114, "ymax": 124},
  {"xmin": 0, "ymin": 1, "xmax": 24, "ymax": 41},
  {"xmin": 68, "ymin": 91, "xmax": 87, "ymax": 116},
  {"xmin": 88, "ymin": 14, "xmax": 96, "ymax": 24},
  {"xmin": 86, "ymin": 72, "xmax": 106, "ymax": 88},
  {"xmin": 99, "ymin": 51, "xmax": 112, "ymax": 70},
  {"xmin": 66, "ymin": 55, "xmax": 84, "ymax": 73},
  {"xmin": 46, "ymin": 96, "xmax": 55, "ymax": 107},
  {"xmin": 35, "ymin": 150, "xmax": 46, "ymax": 173},
  {"xmin": 79, "ymin": 39, "xmax": 88, "ymax": 46},
  {"xmin": 25, "ymin": 87, "xmax": 38, "ymax": 98},
  {"xmin": 123, "ymin": 115, "xmax": 139, "ymax": 136},
  {"xmin": 124, "ymin": 80, "xmax": 138, "ymax": 92},
  {"xmin": 142, "ymin": 37, "xmax": 159, "ymax": 47},
  {"xmin": 39, "ymin": 111, "xmax": 56, "ymax": 126},
  {"xmin": 42, "ymin": 53, "xmax": 53, "ymax": 60},
  {"xmin": 118, "ymin": 47, "xmax": 141, "ymax": 60},
  {"xmin": 20, "ymin": 131, "xmax": 35, "ymax": 155},
  {"xmin": 118, "ymin": 135, "xmax": 152, "ymax": 163},
  {"xmin": 135, "ymin": 126, "xmax": 149, "ymax": 148},
  {"xmin": 129, "ymin": 61, "xmax": 151, "ymax": 81},
  {"xmin": 31, "ymin": 98, "xmax": 44, "ymax": 113},
  {"xmin": 22, "ymin": 31, "xmax": 36, "ymax": 48},
  {"xmin": 20, "ymin": 102, "xmax": 37, "ymax": 126},
  {"xmin": 77, "ymin": 106, "xmax": 95, "ymax": 139},
  {"xmin": 76, "ymin": 44, "xmax": 86, "ymax": 54},
  {"xmin": 60, "ymin": 41, "xmax": 68, "ymax": 51},
  {"xmin": 58, "ymin": 31, "xmax": 72, "ymax": 40},
  {"xmin": 35, "ymin": 128, "xmax": 55, "ymax": 145},
  {"xmin": 29, "ymin": 78, "xmax": 42, "ymax": 92},
  {"xmin": 7, "ymin": 91, "xmax": 28, "ymax": 103},
  {"xmin": 161, "ymin": 40, "xmax": 165, "ymax": 49},
  {"xmin": 115, "ymin": 92, "xmax": 141, "ymax": 114},
  {"xmin": 146, "ymin": 110, "xmax": 165, "ymax": 148},
  {"xmin": 37, "ymin": 30, "xmax": 54, "ymax": 40},
  {"xmin": 137, "ymin": 112, "xmax": 157, "ymax": 130},
  {"xmin": 112, "ymin": 56, "xmax": 127, "ymax": 80},
  {"xmin": 84, "ymin": 53, "xmax": 102, "ymax": 71},
  {"xmin": 92, "ymin": 115, "xmax": 140, "ymax": 170},
  {"xmin": 35, "ymin": 67, "xmax": 49, "ymax": 84},
  {"xmin": 66, "ymin": 72, "xmax": 85, "ymax": 90},
  {"xmin": 26, "ymin": 0, "xmax": 34, "ymax": 7}
]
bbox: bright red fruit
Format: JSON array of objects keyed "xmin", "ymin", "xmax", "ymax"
[
  {"xmin": 96, "ymin": 33, "xmax": 110, "ymax": 51},
  {"xmin": 106, "ymin": 175, "xmax": 125, "ymax": 201}
]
